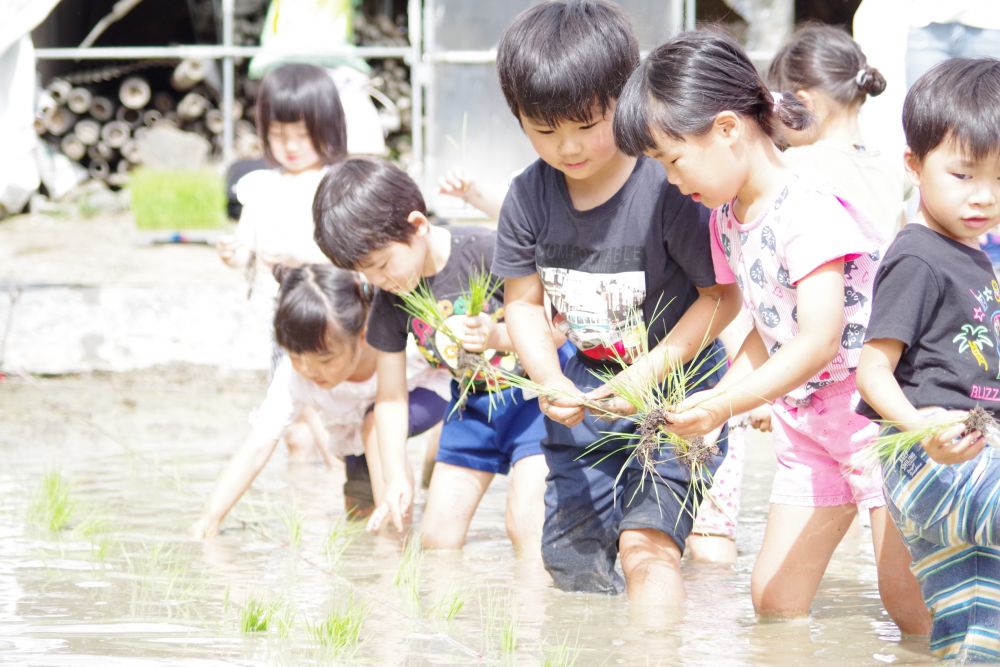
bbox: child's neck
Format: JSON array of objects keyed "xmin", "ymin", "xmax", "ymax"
[
  {"xmin": 816, "ymin": 107, "xmax": 865, "ymax": 148},
  {"xmin": 733, "ymin": 134, "xmax": 791, "ymax": 223},
  {"xmin": 347, "ymin": 342, "xmax": 378, "ymax": 382},
  {"xmin": 564, "ymin": 152, "xmax": 637, "ymax": 211},
  {"xmin": 421, "ymin": 224, "xmax": 453, "ymax": 277}
]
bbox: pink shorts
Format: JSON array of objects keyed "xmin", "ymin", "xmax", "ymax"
[{"xmin": 769, "ymin": 375, "xmax": 885, "ymax": 509}]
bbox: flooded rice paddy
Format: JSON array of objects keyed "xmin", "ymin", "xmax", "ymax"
[{"xmin": 0, "ymin": 367, "xmax": 942, "ymax": 665}]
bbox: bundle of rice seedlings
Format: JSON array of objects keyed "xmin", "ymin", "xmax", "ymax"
[
  {"xmin": 860, "ymin": 405, "xmax": 999, "ymax": 470},
  {"xmin": 395, "ymin": 266, "xmax": 507, "ymax": 417}
]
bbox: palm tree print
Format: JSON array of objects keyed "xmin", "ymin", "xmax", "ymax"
[{"xmin": 953, "ymin": 323, "xmax": 994, "ymax": 371}]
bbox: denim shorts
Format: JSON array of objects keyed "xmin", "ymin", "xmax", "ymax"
[
  {"xmin": 540, "ymin": 343, "xmax": 728, "ymax": 594},
  {"xmin": 435, "ymin": 382, "xmax": 545, "ymax": 475}
]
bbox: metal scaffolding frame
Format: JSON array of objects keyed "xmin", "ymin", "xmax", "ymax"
[{"xmin": 34, "ymin": 0, "xmax": 424, "ymax": 171}]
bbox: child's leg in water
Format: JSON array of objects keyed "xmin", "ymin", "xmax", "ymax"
[
  {"xmin": 688, "ymin": 420, "xmax": 745, "ymax": 564},
  {"xmin": 504, "ymin": 453, "xmax": 546, "ymax": 558},
  {"xmin": 421, "ymin": 462, "xmax": 493, "ymax": 549},
  {"xmin": 868, "ymin": 506, "xmax": 931, "ymax": 634}
]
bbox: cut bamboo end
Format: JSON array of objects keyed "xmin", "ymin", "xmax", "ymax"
[
  {"xmin": 100, "ymin": 120, "xmax": 130, "ymax": 149},
  {"xmin": 67, "ymin": 87, "xmax": 93, "ymax": 115},
  {"xmin": 47, "ymin": 78, "xmax": 72, "ymax": 104},
  {"xmin": 170, "ymin": 59, "xmax": 207, "ymax": 91},
  {"xmin": 205, "ymin": 108, "xmax": 224, "ymax": 135},
  {"xmin": 43, "ymin": 106, "xmax": 77, "ymax": 136},
  {"xmin": 87, "ymin": 158, "xmax": 110, "ymax": 181},
  {"xmin": 177, "ymin": 92, "xmax": 208, "ymax": 120},
  {"xmin": 116, "ymin": 106, "xmax": 142, "ymax": 126},
  {"xmin": 152, "ymin": 91, "xmax": 174, "ymax": 113},
  {"xmin": 141, "ymin": 109, "xmax": 162, "ymax": 127},
  {"xmin": 87, "ymin": 142, "xmax": 113, "ymax": 162},
  {"xmin": 73, "ymin": 119, "xmax": 101, "ymax": 146},
  {"xmin": 120, "ymin": 140, "xmax": 141, "ymax": 164},
  {"xmin": 60, "ymin": 133, "xmax": 87, "ymax": 161},
  {"xmin": 119, "ymin": 76, "xmax": 152, "ymax": 109},
  {"xmin": 89, "ymin": 96, "xmax": 114, "ymax": 122}
]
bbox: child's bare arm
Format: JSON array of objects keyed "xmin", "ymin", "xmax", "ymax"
[
  {"xmin": 859, "ymin": 339, "xmax": 985, "ymax": 465},
  {"xmin": 368, "ymin": 350, "xmax": 413, "ymax": 532},
  {"xmin": 189, "ymin": 430, "xmax": 280, "ymax": 538},
  {"xmin": 504, "ymin": 273, "xmax": 586, "ymax": 427},
  {"xmin": 667, "ymin": 260, "xmax": 846, "ymax": 435}
]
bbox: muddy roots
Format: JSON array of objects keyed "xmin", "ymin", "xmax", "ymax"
[{"xmin": 964, "ymin": 405, "xmax": 998, "ymax": 439}]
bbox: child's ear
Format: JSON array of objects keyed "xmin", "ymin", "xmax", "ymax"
[
  {"xmin": 407, "ymin": 210, "xmax": 430, "ymax": 235},
  {"xmin": 793, "ymin": 89, "xmax": 815, "ymax": 113},
  {"xmin": 713, "ymin": 111, "xmax": 740, "ymax": 143},
  {"xmin": 903, "ymin": 147, "xmax": 922, "ymax": 187}
]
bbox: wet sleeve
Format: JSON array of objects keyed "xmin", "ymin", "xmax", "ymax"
[
  {"xmin": 661, "ymin": 187, "xmax": 717, "ymax": 288},
  {"xmin": 865, "ymin": 253, "xmax": 940, "ymax": 347}
]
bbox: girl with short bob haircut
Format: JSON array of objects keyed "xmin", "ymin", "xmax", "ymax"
[
  {"xmin": 613, "ymin": 29, "xmax": 931, "ymax": 635},
  {"xmin": 190, "ymin": 264, "xmax": 449, "ymax": 538}
]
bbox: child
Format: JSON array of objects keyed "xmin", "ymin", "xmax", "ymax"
[
  {"xmin": 493, "ymin": 0, "xmax": 742, "ymax": 603},
  {"xmin": 612, "ymin": 29, "xmax": 930, "ymax": 633},
  {"xmin": 216, "ymin": 63, "xmax": 346, "ymax": 279},
  {"xmin": 189, "ymin": 264, "xmax": 450, "ymax": 538},
  {"xmin": 856, "ymin": 58, "xmax": 1000, "ymax": 662},
  {"xmin": 768, "ymin": 24, "xmax": 909, "ymax": 240},
  {"xmin": 313, "ymin": 157, "xmax": 551, "ymax": 556}
]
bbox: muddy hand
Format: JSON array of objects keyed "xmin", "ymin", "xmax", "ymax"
[
  {"xmin": 923, "ymin": 421, "xmax": 985, "ymax": 465},
  {"xmin": 664, "ymin": 391, "xmax": 728, "ymax": 438},
  {"xmin": 584, "ymin": 383, "xmax": 636, "ymax": 420}
]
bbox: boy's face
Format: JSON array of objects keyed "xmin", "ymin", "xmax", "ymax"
[
  {"xmin": 356, "ymin": 237, "xmax": 426, "ymax": 295},
  {"xmin": 646, "ymin": 118, "xmax": 743, "ymax": 210},
  {"xmin": 906, "ymin": 137, "xmax": 1000, "ymax": 248},
  {"xmin": 519, "ymin": 103, "xmax": 621, "ymax": 184}
]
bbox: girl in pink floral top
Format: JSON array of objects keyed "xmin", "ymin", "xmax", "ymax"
[{"xmin": 613, "ymin": 30, "xmax": 930, "ymax": 635}]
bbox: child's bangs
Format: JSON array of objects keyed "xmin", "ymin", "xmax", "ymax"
[
  {"xmin": 948, "ymin": 121, "xmax": 1000, "ymax": 164},
  {"xmin": 275, "ymin": 297, "xmax": 335, "ymax": 355}
]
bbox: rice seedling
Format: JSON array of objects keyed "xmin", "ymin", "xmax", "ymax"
[
  {"xmin": 278, "ymin": 505, "xmax": 303, "ymax": 549},
  {"xmin": 428, "ymin": 590, "xmax": 465, "ymax": 621},
  {"xmin": 75, "ymin": 514, "xmax": 112, "ymax": 561},
  {"xmin": 859, "ymin": 406, "xmax": 999, "ymax": 470},
  {"xmin": 27, "ymin": 471, "xmax": 76, "ymax": 532},
  {"xmin": 309, "ymin": 595, "xmax": 367, "ymax": 656},
  {"xmin": 325, "ymin": 516, "xmax": 364, "ymax": 567},
  {"xmin": 543, "ymin": 633, "xmax": 582, "ymax": 667},
  {"xmin": 240, "ymin": 595, "xmax": 275, "ymax": 633},
  {"xmin": 395, "ymin": 267, "xmax": 508, "ymax": 417},
  {"xmin": 393, "ymin": 536, "xmax": 423, "ymax": 611},
  {"xmin": 479, "ymin": 588, "xmax": 517, "ymax": 656}
]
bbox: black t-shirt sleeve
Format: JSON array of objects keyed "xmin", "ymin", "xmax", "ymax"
[
  {"xmin": 661, "ymin": 187, "xmax": 716, "ymax": 289},
  {"xmin": 365, "ymin": 288, "xmax": 408, "ymax": 353},
  {"xmin": 493, "ymin": 176, "xmax": 539, "ymax": 278},
  {"xmin": 865, "ymin": 252, "xmax": 941, "ymax": 347}
]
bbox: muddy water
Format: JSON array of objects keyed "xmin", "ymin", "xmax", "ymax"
[{"xmin": 0, "ymin": 367, "xmax": 939, "ymax": 665}]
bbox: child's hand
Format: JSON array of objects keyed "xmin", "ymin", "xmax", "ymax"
[
  {"xmin": 584, "ymin": 383, "xmax": 636, "ymax": 419},
  {"xmin": 747, "ymin": 405, "xmax": 772, "ymax": 432},
  {"xmin": 917, "ymin": 409, "xmax": 986, "ymax": 465},
  {"xmin": 459, "ymin": 313, "xmax": 496, "ymax": 353},
  {"xmin": 663, "ymin": 389, "xmax": 729, "ymax": 437},
  {"xmin": 188, "ymin": 515, "xmax": 219, "ymax": 540},
  {"xmin": 367, "ymin": 476, "xmax": 413, "ymax": 533},
  {"xmin": 436, "ymin": 169, "xmax": 478, "ymax": 203},
  {"xmin": 257, "ymin": 250, "xmax": 304, "ymax": 272},
  {"xmin": 216, "ymin": 235, "xmax": 239, "ymax": 266},
  {"xmin": 538, "ymin": 374, "xmax": 588, "ymax": 428}
]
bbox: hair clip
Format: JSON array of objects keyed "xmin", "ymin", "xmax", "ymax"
[{"xmin": 855, "ymin": 68, "xmax": 868, "ymax": 86}]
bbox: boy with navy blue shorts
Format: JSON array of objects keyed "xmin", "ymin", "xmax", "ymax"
[
  {"xmin": 313, "ymin": 156, "xmax": 552, "ymax": 555},
  {"xmin": 493, "ymin": 0, "xmax": 742, "ymax": 603}
]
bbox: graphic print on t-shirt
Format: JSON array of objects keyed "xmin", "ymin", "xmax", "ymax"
[
  {"xmin": 962, "ymin": 277, "xmax": 1000, "ymax": 387},
  {"xmin": 407, "ymin": 292, "xmax": 519, "ymax": 385},
  {"xmin": 537, "ymin": 243, "xmax": 647, "ymax": 362}
]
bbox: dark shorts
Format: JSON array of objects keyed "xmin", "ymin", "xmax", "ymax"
[
  {"xmin": 541, "ymin": 343, "xmax": 728, "ymax": 594},
  {"xmin": 344, "ymin": 387, "xmax": 448, "ymax": 508},
  {"xmin": 435, "ymin": 382, "xmax": 545, "ymax": 475}
]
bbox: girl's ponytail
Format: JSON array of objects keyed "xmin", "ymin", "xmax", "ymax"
[
  {"xmin": 855, "ymin": 65, "xmax": 886, "ymax": 98},
  {"xmin": 769, "ymin": 90, "xmax": 813, "ymax": 133}
]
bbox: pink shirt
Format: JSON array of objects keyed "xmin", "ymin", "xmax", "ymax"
[{"xmin": 710, "ymin": 177, "xmax": 883, "ymax": 400}]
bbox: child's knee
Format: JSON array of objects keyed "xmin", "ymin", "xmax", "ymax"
[{"xmin": 619, "ymin": 534, "xmax": 681, "ymax": 582}]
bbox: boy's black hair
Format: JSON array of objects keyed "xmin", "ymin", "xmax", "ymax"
[
  {"xmin": 273, "ymin": 264, "xmax": 372, "ymax": 354},
  {"xmin": 496, "ymin": 0, "xmax": 639, "ymax": 126},
  {"xmin": 313, "ymin": 157, "xmax": 427, "ymax": 269},
  {"xmin": 257, "ymin": 63, "xmax": 348, "ymax": 166},
  {"xmin": 614, "ymin": 29, "xmax": 812, "ymax": 155},
  {"xmin": 903, "ymin": 57, "xmax": 1000, "ymax": 161}
]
